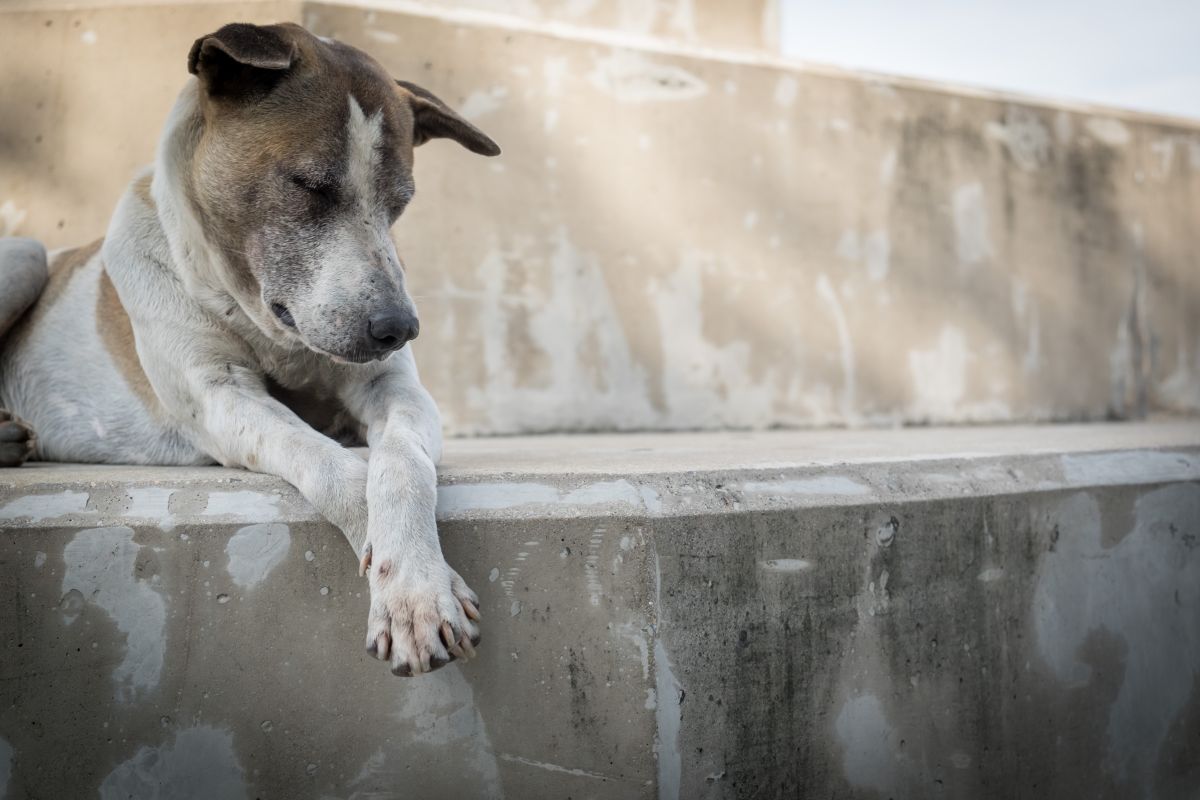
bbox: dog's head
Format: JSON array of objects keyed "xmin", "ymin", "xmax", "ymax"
[{"xmin": 184, "ymin": 22, "xmax": 498, "ymax": 363}]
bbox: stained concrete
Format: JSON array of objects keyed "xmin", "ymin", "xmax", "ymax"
[
  {"xmin": 3, "ymin": 0, "xmax": 780, "ymax": 54},
  {"xmin": 1, "ymin": 3, "xmax": 1197, "ymax": 798},
  {"xmin": 1, "ymin": 422, "xmax": 1197, "ymax": 798},
  {"xmin": 2, "ymin": 2, "xmax": 1199, "ymax": 435}
]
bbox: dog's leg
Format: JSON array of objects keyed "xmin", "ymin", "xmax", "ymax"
[
  {"xmin": 342, "ymin": 356, "xmax": 480, "ymax": 677},
  {"xmin": 0, "ymin": 410, "xmax": 36, "ymax": 468},
  {"xmin": 0, "ymin": 238, "xmax": 48, "ymax": 339},
  {"xmin": 0, "ymin": 239, "xmax": 48, "ymax": 467},
  {"xmin": 190, "ymin": 377, "xmax": 372, "ymax": 548},
  {"xmin": 192, "ymin": 371, "xmax": 476, "ymax": 676}
]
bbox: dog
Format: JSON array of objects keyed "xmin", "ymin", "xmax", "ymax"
[{"xmin": 0, "ymin": 22, "xmax": 501, "ymax": 677}]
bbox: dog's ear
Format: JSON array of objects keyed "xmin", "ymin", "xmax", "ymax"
[
  {"xmin": 396, "ymin": 80, "xmax": 501, "ymax": 157},
  {"xmin": 188, "ymin": 23, "xmax": 296, "ymax": 97}
]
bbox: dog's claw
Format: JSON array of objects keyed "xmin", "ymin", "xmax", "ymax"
[
  {"xmin": 358, "ymin": 543, "xmax": 372, "ymax": 577},
  {"xmin": 462, "ymin": 598, "xmax": 481, "ymax": 621},
  {"xmin": 367, "ymin": 631, "xmax": 390, "ymax": 661},
  {"xmin": 441, "ymin": 622, "xmax": 466, "ymax": 660}
]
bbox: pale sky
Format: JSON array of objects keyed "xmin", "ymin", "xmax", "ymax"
[{"xmin": 779, "ymin": 0, "xmax": 1200, "ymax": 120}]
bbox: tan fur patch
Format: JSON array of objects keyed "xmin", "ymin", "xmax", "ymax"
[
  {"xmin": 188, "ymin": 23, "xmax": 417, "ymax": 302},
  {"xmin": 6, "ymin": 239, "xmax": 102, "ymax": 349},
  {"xmin": 132, "ymin": 173, "xmax": 156, "ymax": 209},
  {"xmin": 97, "ymin": 267, "xmax": 161, "ymax": 412},
  {"xmin": 46, "ymin": 239, "xmax": 101, "ymax": 304}
]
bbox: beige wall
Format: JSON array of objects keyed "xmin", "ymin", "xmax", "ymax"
[
  {"xmin": 0, "ymin": 1, "xmax": 298, "ymax": 250},
  {"xmin": 2, "ymin": 2, "xmax": 1198, "ymax": 434},
  {"xmin": 4, "ymin": 0, "xmax": 780, "ymax": 51},
  {"xmin": 335, "ymin": 0, "xmax": 782, "ymax": 52}
]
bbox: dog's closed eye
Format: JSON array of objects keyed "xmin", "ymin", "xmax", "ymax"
[
  {"xmin": 270, "ymin": 302, "xmax": 296, "ymax": 328},
  {"xmin": 289, "ymin": 173, "xmax": 338, "ymax": 203}
]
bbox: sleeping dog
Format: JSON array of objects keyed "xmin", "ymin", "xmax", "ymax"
[{"xmin": 0, "ymin": 22, "xmax": 500, "ymax": 677}]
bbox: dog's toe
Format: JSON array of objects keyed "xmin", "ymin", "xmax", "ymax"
[{"xmin": 0, "ymin": 411, "xmax": 36, "ymax": 468}]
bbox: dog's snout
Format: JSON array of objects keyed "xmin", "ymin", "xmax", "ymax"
[{"xmin": 367, "ymin": 310, "xmax": 419, "ymax": 353}]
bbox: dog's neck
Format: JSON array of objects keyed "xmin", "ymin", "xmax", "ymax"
[
  {"xmin": 153, "ymin": 81, "xmax": 234, "ymax": 309},
  {"xmin": 150, "ymin": 80, "xmax": 300, "ymax": 360}
]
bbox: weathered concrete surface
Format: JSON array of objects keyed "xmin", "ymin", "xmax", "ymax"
[
  {"xmin": 309, "ymin": 4, "xmax": 1200, "ymax": 433},
  {"xmin": 2, "ymin": 3, "xmax": 1199, "ymax": 434},
  {"xmin": 4, "ymin": 0, "xmax": 779, "ymax": 54},
  {"xmin": 333, "ymin": 0, "xmax": 782, "ymax": 53},
  {"xmin": 1, "ymin": 421, "xmax": 1198, "ymax": 798},
  {"xmin": 0, "ymin": 1, "xmax": 298, "ymax": 246}
]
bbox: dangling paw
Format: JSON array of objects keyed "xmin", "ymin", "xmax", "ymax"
[{"xmin": 360, "ymin": 543, "xmax": 481, "ymax": 676}]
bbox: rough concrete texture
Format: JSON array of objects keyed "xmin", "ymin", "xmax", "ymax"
[
  {"xmin": 1, "ymin": 421, "xmax": 1198, "ymax": 798},
  {"xmin": 338, "ymin": 0, "xmax": 782, "ymax": 53},
  {"xmin": 4, "ymin": 0, "xmax": 779, "ymax": 54},
  {"xmin": 2, "ymin": 3, "xmax": 1199, "ymax": 435}
]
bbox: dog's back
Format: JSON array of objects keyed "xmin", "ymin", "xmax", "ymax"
[{"xmin": 0, "ymin": 225, "xmax": 206, "ymax": 466}]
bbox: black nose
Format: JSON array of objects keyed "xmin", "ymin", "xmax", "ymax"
[{"xmin": 366, "ymin": 311, "xmax": 419, "ymax": 353}]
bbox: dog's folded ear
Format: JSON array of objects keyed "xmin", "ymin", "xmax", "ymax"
[
  {"xmin": 396, "ymin": 81, "xmax": 501, "ymax": 157},
  {"xmin": 188, "ymin": 23, "xmax": 296, "ymax": 98}
]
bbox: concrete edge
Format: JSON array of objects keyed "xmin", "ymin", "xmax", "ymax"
[{"xmin": 2, "ymin": 444, "xmax": 1197, "ymax": 530}]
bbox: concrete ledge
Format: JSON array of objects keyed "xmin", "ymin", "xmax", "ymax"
[
  {"xmin": 1, "ymin": 421, "xmax": 1199, "ymax": 798},
  {"xmin": 3, "ymin": 421, "xmax": 1198, "ymax": 527}
]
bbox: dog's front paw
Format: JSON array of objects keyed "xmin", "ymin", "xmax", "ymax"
[
  {"xmin": 361, "ymin": 544, "xmax": 482, "ymax": 676},
  {"xmin": 0, "ymin": 410, "xmax": 36, "ymax": 467}
]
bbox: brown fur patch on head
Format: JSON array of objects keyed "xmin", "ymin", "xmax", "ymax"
[
  {"xmin": 97, "ymin": 267, "xmax": 161, "ymax": 413},
  {"xmin": 180, "ymin": 23, "xmax": 498, "ymax": 359},
  {"xmin": 183, "ymin": 22, "xmax": 499, "ymax": 265},
  {"xmin": 185, "ymin": 24, "xmax": 418, "ymax": 297}
]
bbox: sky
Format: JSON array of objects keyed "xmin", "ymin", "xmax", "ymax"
[{"xmin": 778, "ymin": 0, "xmax": 1200, "ymax": 120}]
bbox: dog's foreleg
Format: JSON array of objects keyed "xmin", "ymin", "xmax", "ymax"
[
  {"xmin": 192, "ymin": 377, "xmax": 370, "ymax": 551},
  {"xmin": 341, "ymin": 360, "xmax": 480, "ymax": 677}
]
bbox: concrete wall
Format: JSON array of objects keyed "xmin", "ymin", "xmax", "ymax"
[
  {"xmin": 341, "ymin": 0, "xmax": 782, "ymax": 52},
  {"xmin": 1, "ymin": 2, "xmax": 1199, "ymax": 435},
  {"xmin": 1, "ymin": 423, "xmax": 1197, "ymax": 798},
  {"xmin": 3, "ymin": 0, "xmax": 780, "ymax": 53}
]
